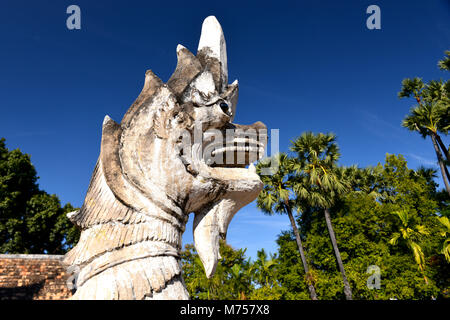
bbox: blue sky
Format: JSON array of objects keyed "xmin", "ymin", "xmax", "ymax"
[{"xmin": 1, "ymin": 0, "xmax": 449, "ymax": 260}]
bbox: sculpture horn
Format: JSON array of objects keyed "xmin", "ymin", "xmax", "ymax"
[
  {"xmin": 121, "ymin": 70, "xmax": 163, "ymax": 126},
  {"xmin": 167, "ymin": 45, "xmax": 203, "ymax": 100},
  {"xmin": 197, "ymin": 16, "xmax": 228, "ymax": 93}
]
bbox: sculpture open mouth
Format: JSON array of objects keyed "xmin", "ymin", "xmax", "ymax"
[{"xmin": 202, "ymin": 122, "xmax": 267, "ymax": 169}]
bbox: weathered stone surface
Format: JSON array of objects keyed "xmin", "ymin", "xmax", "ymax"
[
  {"xmin": 167, "ymin": 45, "xmax": 203, "ymax": 100},
  {"xmin": 64, "ymin": 16, "xmax": 267, "ymax": 300}
]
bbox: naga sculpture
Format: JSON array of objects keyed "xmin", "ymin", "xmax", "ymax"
[{"xmin": 63, "ymin": 16, "xmax": 267, "ymax": 299}]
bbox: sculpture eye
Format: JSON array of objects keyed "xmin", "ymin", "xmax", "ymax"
[{"xmin": 219, "ymin": 102, "xmax": 229, "ymax": 114}]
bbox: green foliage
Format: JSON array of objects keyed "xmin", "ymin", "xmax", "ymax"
[
  {"xmin": 256, "ymin": 153, "xmax": 296, "ymax": 215},
  {"xmin": 273, "ymin": 231, "xmax": 315, "ymax": 300},
  {"xmin": 279, "ymin": 154, "xmax": 448, "ymax": 299},
  {"xmin": 402, "ymin": 102, "xmax": 448, "ymax": 138},
  {"xmin": 181, "ymin": 241, "xmax": 285, "ymax": 300},
  {"xmin": 246, "ymin": 248, "xmax": 284, "ymax": 300},
  {"xmin": 181, "ymin": 152, "xmax": 449, "ymax": 300},
  {"xmin": 437, "ymin": 216, "xmax": 450, "ymax": 262},
  {"xmin": 389, "ymin": 209, "xmax": 429, "ymax": 275},
  {"xmin": 398, "ymin": 77, "xmax": 425, "ymax": 100},
  {"xmin": 290, "ymin": 132, "xmax": 349, "ymax": 208},
  {"xmin": 251, "ymin": 249, "xmax": 277, "ymax": 287},
  {"xmin": 438, "ymin": 50, "xmax": 450, "ymax": 71},
  {"xmin": 0, "ymin": 138, "xmax": 79, "ymax": 254},
  {"xmin": 181, "ymin": 240, "xmax": 253, "ymax": 300}
]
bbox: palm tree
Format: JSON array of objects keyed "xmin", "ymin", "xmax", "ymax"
[
  {"xmin": 400, "ymin": 78, "xmax": 450, "ymax": 158},
  {"xmin": 402, "ymin": 102, "xmax": 450, "ymax": 196},
  {"xmin": 256, "ymin": 153, "xmax": 318, "ymax": 300},
  {"xmin": 437, "ymin": 51, "xmax": 450, "ymax": 160},
  {"xmin": 290, "ymin": 132, "xmax": 353, "ymax": 300},
  {"xmin": 389, "ymin": 210, "xmax": 430, "ymax": 283},
  {"xmin": 399, "ymin": 72, "xmax": 450, "ymax": 195}
]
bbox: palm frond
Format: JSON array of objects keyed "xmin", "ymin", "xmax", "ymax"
[
  {"xmin": 437, "ymin": 216, "xmax": 450, "ymax": 232},
  {"xmin": 389, "ymin": 233, "xmax": 400, "ymax": 245},
  {"xmin": 442, "ymin": 239, "xmax": 450, "ymax": 262},
  {"xmin": 398, "ymin": 77, "xmax": 424, "ymax": 99},
  {"xmin": 438, "ymin": 50, "xmax": 450, "ymax": 71},
  {"xmin": 409, "ymin": 241, "xmax": 426, "ymax": 271},
  {"xmin": 416, "ymin": 224, "xmax": 429, "ymax": 236}
]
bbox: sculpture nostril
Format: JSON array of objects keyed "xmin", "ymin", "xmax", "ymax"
[{"xmin": 219, "ymin": 102, "xmax": 229, "ymax": 114}]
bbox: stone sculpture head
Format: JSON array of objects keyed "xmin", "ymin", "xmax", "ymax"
[{"xmin": 64, "ymin": 16, "xmax": 267, "ymax": 299}]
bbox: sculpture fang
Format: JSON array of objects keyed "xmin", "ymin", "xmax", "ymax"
[{"xmin": 63, "ymin": 16, "xmax": 267, "ymax": 300}]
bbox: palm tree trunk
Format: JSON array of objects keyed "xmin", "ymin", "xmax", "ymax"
[
  {"xmin": 285, "ymin": 205, "xmax": 318, "ymax": 300},
  {"xmin": 435, "ymin": 133, "xmax": 450, "ymax": 184},
  {"xmin": 431, "ymin": 133, "xmax": 450, "ymax": 197},
  {"xmin": 444, "ymin": 166, "xmax": 450, "ymax": 187},
  {"xmin": 435, "ymin": 134, "xmax": 450, "ymax": 162},
  {"xmin": 324, "ymin": 208, "xmax": 352, "ymax": 300}
]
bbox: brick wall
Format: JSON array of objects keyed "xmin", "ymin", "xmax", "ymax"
[{"xmin": 0, "ymin": 254, "xmax": 73, "ymax": 300}]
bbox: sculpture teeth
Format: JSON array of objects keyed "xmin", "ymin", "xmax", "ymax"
[
  {"xmin": 193, "ymin": 210, "xmax": 220, "ymax": 279},
  {"xmin": 211, "ymin": 146, "xmax": 264, "ymax": 156},
  {"xmin": 232, "ymin": 137, "xmax": 264, "ymax": 146}
]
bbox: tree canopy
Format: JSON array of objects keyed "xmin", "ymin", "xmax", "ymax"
[{"xmin": 0, "ymin": 138, "xmax": 79, "ymax": 254}]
